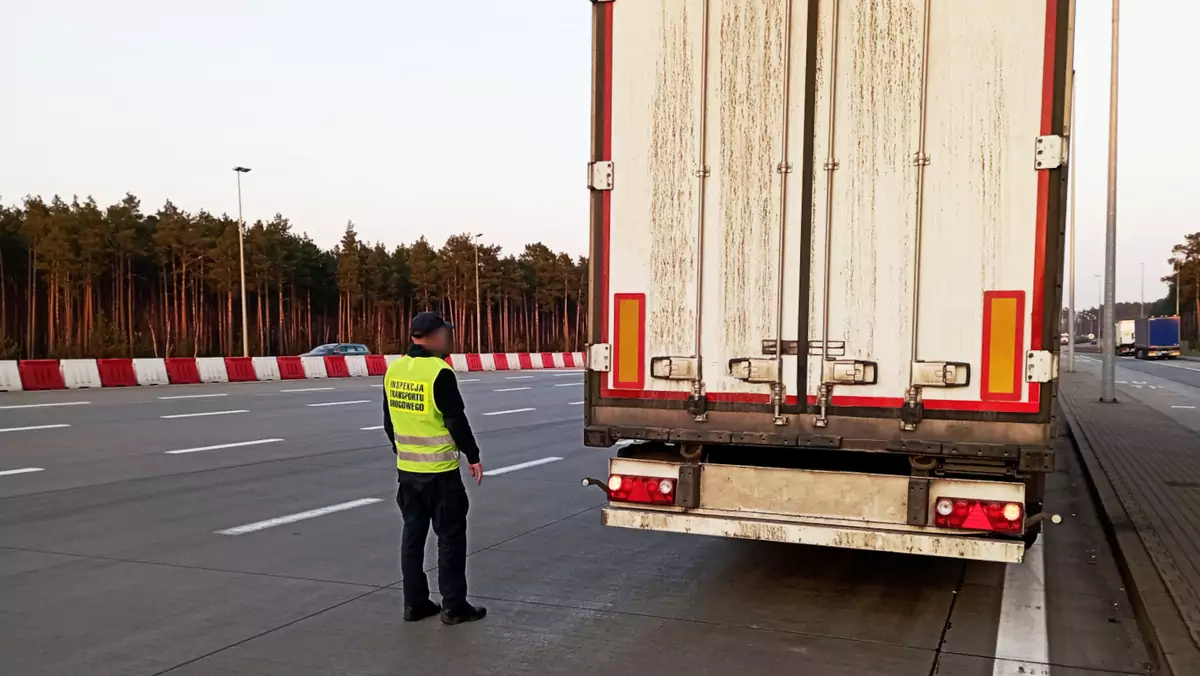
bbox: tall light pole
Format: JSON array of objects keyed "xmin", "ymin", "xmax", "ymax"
[
  {"xmin": 1140, "ymin": 262, "xmax": 1145, "ymax": 317},
  {"xmin": 1100, "ymin": 0, "xmax": 1120, "ymax": 403},
  {"xmin": 473, "ymin": 233, "xmax": 483, "ymax": 352},
  {"xmin": 1067, "ymin": 73, "xmax": 1077, "ymax": 371},
  {"xmin": 234, "ymin": 167, "xmax": 251, "ymax": 358},
  {"xmin": 1173, "ymin": 253, "xmax": 1184, "ymax": 316}
]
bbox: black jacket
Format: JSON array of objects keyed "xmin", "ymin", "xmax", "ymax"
[{"xmin": 382, "ymin": 345, "xmax": 481, "ymax": 465}]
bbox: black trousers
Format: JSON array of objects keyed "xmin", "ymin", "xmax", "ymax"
[{"xmin": 396, "ymin": 468, "xmax": 470, "ymax": 613}]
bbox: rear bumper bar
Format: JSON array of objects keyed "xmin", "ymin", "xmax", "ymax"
[{"xmin": 602, "ymin": 506, "xmax": 1025, "ymax": 564}]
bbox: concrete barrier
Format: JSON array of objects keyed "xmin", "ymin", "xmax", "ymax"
[
  {"xmin": 345, "ymin": 355, "xmax": 369, "ymax": 377},
  {"xmin": 252, "ymin": 357, "xmax": 281, "ymax": 381},
  {"xmin": 0, "ymin": 360, "xmax": 23, "ymax": 391},
  {"xmin": 61, "ymin": 359, "xmax": 103, "ymax": 389},
  {"xmin": 301, "ymin": 356, "xmax": 327, "ymax": 379},
  {"xmin": 195, "ymin": 357, "xmax": 229, "ymax": 383},
  {"xmin": 385, "ymin": 354, "xmax": 402, "ymax": 366},
  {"xmin": 505, "ymin": 353, "xmax": 523, "ymax": 370},
  {"xmin": 133, "ymin": 358, "xmax": 169, "ymax": 386}
]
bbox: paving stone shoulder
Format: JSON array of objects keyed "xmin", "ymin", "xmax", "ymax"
[{"xmin": 1059, "ymin": 371, "xmax": 1200, "ymax": 675}]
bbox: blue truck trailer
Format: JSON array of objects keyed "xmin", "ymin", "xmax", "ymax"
[{"xmin": 1133, "ymin": 316, "xmax": 1182, "ymax": 360}]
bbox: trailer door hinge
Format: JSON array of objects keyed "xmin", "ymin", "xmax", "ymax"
[
  {"xmin": 1034, "ymin": 135, "xmax": 1066, "ymax": 170},
  {"xmin": 588, "ymin": 161, "xmax": 614, "ymax": 191},
  {"xmin": 1025, "ymin": 350, "xmax": 1058, "ymax": 383},
  {"xmin": 588, "ymin": 343, "xmax": 612, "ymax": 372}
]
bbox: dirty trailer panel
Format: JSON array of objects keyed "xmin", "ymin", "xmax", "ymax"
[{"xmin": 586, "ymin": 0, "xmax": 1070, "ymax": 451}]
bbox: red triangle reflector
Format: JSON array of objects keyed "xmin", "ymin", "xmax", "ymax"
[{"xmin": 961, "ymin": 503, "xmax": 994, "ymax": 531}]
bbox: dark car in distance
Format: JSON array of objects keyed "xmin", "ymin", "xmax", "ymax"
[{"xmin": 300, "ymin": 343, "xmax": 371, "ymax": 357}]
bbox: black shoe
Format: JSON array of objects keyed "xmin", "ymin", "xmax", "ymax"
[
  {"xmin": 403, "ymin": 600, "xmax": 441, "ymax": 622},
  {"xmin": 440, "ymin": 604, "xmax": 487, "ymax": 625}
]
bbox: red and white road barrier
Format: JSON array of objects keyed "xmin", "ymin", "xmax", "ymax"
[{"xmin": 0, "ymin": 352, "xmax": 585, "ymax": 393}]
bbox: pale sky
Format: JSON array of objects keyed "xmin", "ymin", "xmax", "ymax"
[{"xmin": 1, "ymin": 1, "xmax": 1194, "ymax": 304}]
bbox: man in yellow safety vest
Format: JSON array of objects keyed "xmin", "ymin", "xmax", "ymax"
[{"xmin": 383, "ymin": 311, "xmax": 486, "ymax": 625}]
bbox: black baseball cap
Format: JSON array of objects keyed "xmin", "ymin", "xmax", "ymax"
[{"xmin": 410, "ymin": 312, "xmax": 453, "ymax": 338}]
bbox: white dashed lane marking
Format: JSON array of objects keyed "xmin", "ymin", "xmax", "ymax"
[{"xmin": 216, "ymin": 498, "xmax": 384, "ymax": 535}]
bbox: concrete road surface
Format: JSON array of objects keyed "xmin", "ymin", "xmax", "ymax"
[{"xmin": 1, "ymin": 371, "xmax": 1151, "ymax": 675}]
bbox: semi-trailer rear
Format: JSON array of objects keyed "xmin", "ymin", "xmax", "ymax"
[
  {"xmin": 1134, "ymin": 316, "xmax": 1182, "ymax": 360},
  {"xmin": 1115, "ymin": 320, "xmax": 1136, "ymax": 356},
  {"xmin": 582, "ymin": 0, "xmax": 1073, "ymax": 564}
]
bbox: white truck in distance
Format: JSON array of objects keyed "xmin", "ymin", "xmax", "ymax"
[{"xmin": 581, "ymin": 0, "xmax": 1072, "ymax": 564}]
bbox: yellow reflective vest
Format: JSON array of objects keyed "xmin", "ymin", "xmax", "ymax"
[{"xmin": 384, "ymin": 355, "xmax": 459, "ymax": 473}]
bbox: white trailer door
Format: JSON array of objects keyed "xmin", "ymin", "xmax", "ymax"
[
  {"xmin": 596, "ymin": 0, "xmax": 810, "ymax": 416},
  {"xmin": 806, "ymin": 0, "xmax": 1066, "ymax": 419},
  {"xmin": 590, "ymin": 0, "xmax": 1068, "ymax": 425}
]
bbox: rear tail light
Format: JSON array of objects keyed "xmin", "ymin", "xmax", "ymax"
[
  {"xmin": 934, "ymin": 497, "xmax": 1023, "ymax": 533},
  {"xmin": 607, "ymin": 474, "xmax": 676, "ymax": 505}
]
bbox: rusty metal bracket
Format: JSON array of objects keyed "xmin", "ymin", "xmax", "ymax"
[
  {"xmin": 1019, "ymin": 447, "xmax": 1055, "ymax": 473},
  {"xmin": 907, "ymin": 477, "xmax": 930, "ymax": 526},
  {"xmin": 677, "ymin": 464, "xmax": 702, "ymax": 509}
]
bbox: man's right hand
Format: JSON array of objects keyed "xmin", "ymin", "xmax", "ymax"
[{"xmin": 468, "ymin": 463, "xmax": 483, "ymax": 485}]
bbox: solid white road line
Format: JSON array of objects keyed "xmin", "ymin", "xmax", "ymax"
[
  {"xmin": 281, "ymin": 387, "xmax": 335, "ymax": 393},
  {"xmin": 360, "ymin": 425, "xmax": 384, "ymax": 431},
  {"xmin": 160, "ymin": 410, "xmax": 248, "ymax": 419},
  {"xmin": 485, "ymin": 457, "xmax": 564, "ymax": 476},
  {"xmin": 569, "ymin": 401, "xmax": 584, "ymax": 405},
  {"xmin": 0, "ymin": 401, "xmax": 90, "ymax": 410},
  {"xmin": 216, "ymin": 498, "xmax": 383, "ymax": 535},
  {"xmin": 459, "ymin": 378, "xmax": 480, "ymax": 383},
  {"xmin": 482, "ymin": 408, "xmax": 535, "ymax": 416},
  {"xmin": 307, "ymin": 400, "xmax": 371, "ymax": 408},
  {"xmin": 505, "ymin": 376, "xmax": 534, "ymax": 380},
  {"xmin": 1171, "ymin": 405, "xmax": 1197, "ymax": 410},
  {"xmin": 0, "ymin": 424, "xmax": 71, "ymax": 433},
  {"xmin": 992, "ymin": 537, "xmax": 1048, "ymax": 676},
  {"xmin": 165, "ymin": 438, "xmax": 285, "ymax": 455},
  {"xmin": 493, "ymin": 387, "xmax": 531, "ymax": 392},
  {"xmin": 554, "ymin": 383, "xmax": 580, "ymax": 387},
  {"xmin": 553, "ymin": 371, "xmax": 585, "ymax": 376},
  {"xmin": 0, "ymin": 467, "xmax": 46, "ymax": 477},
  {"xmin": 159, "ymin": 393, "xmax": 228, "ymax": 400}
]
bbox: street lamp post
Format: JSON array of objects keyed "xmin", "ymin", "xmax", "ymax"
[
  {"xmin": 1100, "ymin": 0, "xmax": 1120, "ymax": 403},
  {"xmin": 1067, "ymin": 73, "xmax": 1077, "ymax": 372},
  {"xmin": 473, "ymin": 233, "xmax": 483, "ymax": 352},
  {"xmin": 1174, "ymin": 253, "xmax": 1184, "ymax": 316},
  {"xmin": 234, "ymin": 167, "xmax": 251, "ymax": 358}
]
